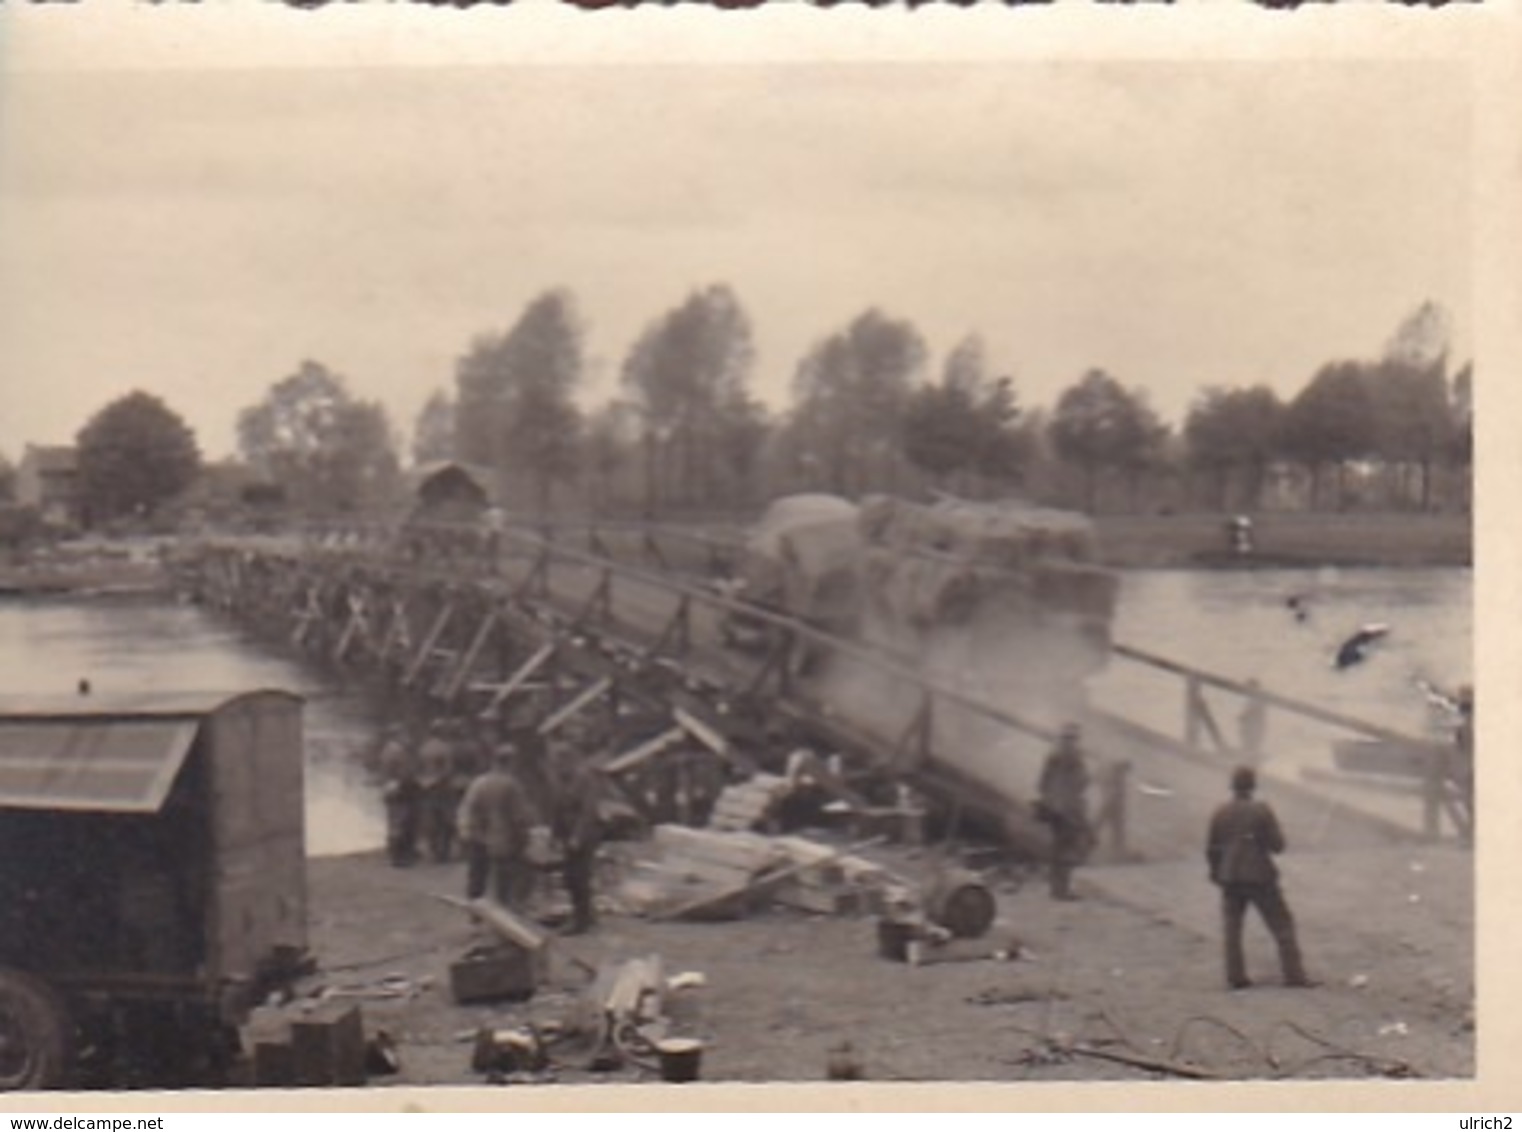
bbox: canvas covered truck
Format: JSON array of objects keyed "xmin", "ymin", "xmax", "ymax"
[
  {"xmin": 719, "ymin": 493, "xmax": 864, "ymax": 655},
  {"xmin": 720, "ymin": 493, "xmax": 1121, "ymax": 846},
  {"xmin": 723, "ymin": 493, "xmax": 1118, "ymax": 681},
  {"xmin": 0, "ymin": 690, "xmax": 308, "ymax": 1089}
]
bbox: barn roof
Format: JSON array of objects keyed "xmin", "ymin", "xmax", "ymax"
[{"xmin": 406, "ymin": 460, "xmax": 498, "ymax": 498}]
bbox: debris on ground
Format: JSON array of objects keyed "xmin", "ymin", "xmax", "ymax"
[
  {"xmin": 471, "ymin": 1024, "xmax": 550, "ymax": 1075},
  {"xmin": 616, "ymin": 823, "xmax": 908, "ymax": 922},
  {"xmin": 825, "ymin": 1040, "xmax": 864, "ymax": 1080},
  {"xmin": 364, "ymin": 1031, "xmax": 402, "ymax": 1076},
  {"xmin": 275, "ymin": 841, "xmax": 1471, "ymax": 1085},
  {"xmin": 967, "ymin": 987, "xmax": 1067, "ymax": 1008},
  {"xmin": 429, "ymin": 895, "xmax": 556, "ymax": 1004}
]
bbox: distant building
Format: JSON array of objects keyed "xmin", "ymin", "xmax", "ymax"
[
  {"xmin": 407, "ymin": 461, "xmax": 498, "ymax": 525},
  {"xmin": 15, "ymin": 445, "xmax": 80, "ymax": 527},
  {"xmin": 170, "ymin": 460, "xmax": 283, "ymax": 532}
]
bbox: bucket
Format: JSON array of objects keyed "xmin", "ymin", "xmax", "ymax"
[{"xmin": 656, "ymin": 1038, "xmax": 704, "ymax": 1083}]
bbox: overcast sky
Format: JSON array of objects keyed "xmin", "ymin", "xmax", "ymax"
[{"xmin": 0, "ymin": 52, "xmax": 1471, "ymax": 461}]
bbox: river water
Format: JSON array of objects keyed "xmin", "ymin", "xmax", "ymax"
[
  {"xmin": 0, "ymin": 566, "xmax": 1471, "ymax": 856},
  {"xmin": 0, "ymin": 596, "xmax": 388, "ymax": 855},
  {"xmin": 1092, "ymin": 567, "xmax": 1473, "ymax": 777}
]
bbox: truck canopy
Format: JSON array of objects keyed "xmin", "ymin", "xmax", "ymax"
[{"xmin": 0, "ymin": 690, "xmax": 301, "ymax": 815}]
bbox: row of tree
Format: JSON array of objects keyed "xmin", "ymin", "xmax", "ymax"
[
  {"xmin": 414, "ymin": 290, "xmax": 1472, "ymax": 518},
  {"xmin": 0, "ymin": 294, "xmax": 1471, "ymax": 530}
]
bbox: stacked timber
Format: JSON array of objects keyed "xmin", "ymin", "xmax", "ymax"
[
  {"xmin": 617, "ymin": 825, "xmax": 783, "ymax": 919},
  {"xmin": 706, "ymin": 773, "xmax": 789, "ymax": 832},
  {"xmin": 615, "ymin": 824, "xmax": 911, "ymax": 922},
  {"xmin": 768, "ymin": 834, "xmax": 906, "ymax": 916}
]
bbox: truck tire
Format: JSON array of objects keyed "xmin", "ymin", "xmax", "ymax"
[{"xmin": 0, "ymin": 968, "xmax": 73, "ymax": 1090}]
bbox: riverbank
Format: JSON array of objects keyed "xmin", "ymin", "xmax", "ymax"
[
  {"xmin": 0, "ymin": 545, "xmax": 170, "ymax": 597},
  {"xmin": 0, "ymin": 571, "xmax": 167, "ymax": 599},
  {"xmin": 1093, "ymin": 513, "xmax": 1471, "ymax": 570},
  {"xmin": 262, "ymin": 834, "xmax": 1472, "ymax": 1091}
]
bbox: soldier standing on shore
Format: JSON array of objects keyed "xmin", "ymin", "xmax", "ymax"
[
  {"xmin": 1092, "ymin": 758, "xmax": 1132, "ymax": 862},
  {"xmin": 550, "ymin": 747, "xmax": 606, "ymax": 935},
  {"xmin": 418, "ymin": 733, "xmax": 464, "ymax": 863},
  {"xmin": 378, "ymin": 725, "xmax": 422, "ymax": 868},
  {"xmin": 1238, "ymin": 680, "xmax": 1268, "ymax": 766},
  {"xmin": 457, "ymin": 744, "xmax": 535, "ymax": 908},
  {"xmin": 1037, "ymin": 722, "xmax": 1093, "ymax": 901},
  {"xmin": 1206, "ymin": 766, "xmax": 1314, "ymax": 990}
]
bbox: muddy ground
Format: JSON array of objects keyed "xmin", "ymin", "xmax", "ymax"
[{"xmin": 258, "ymin": 831, "xmax": 1473, "ymax": 1091}]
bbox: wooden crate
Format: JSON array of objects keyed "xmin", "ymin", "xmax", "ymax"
[
  {"xmin": 290, "ymin": 1003, "xmax": 367, "ymax": 1088},
  {"xmin": 450, "ymin": 944, "xmax": 537, "ymax": 1005},
  {"xmin": 251, "ymin": 1040, "xmax": 296, "ymax": 1088}
]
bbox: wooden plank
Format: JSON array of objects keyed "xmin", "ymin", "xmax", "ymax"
[
  {"xmin": 652, "ymin": 825, "xmax": 781, "ymax": 872},
  {"xmin": 433, "ymin": 893, "xmax": 550, "ymax": 952},
  {"xmin": 655, "ymin": 836, "xmax": 886, "ymax": 922},
  {"xmin": 537, "ymin": 676, "xmax": 612, "ymax": 737},
  {"xmin": 647, "ymin": 858, "xmax": 756, "ymax": 889},
  {"xmin": 673, "ymin": 707, "xmax": 735, "ymax": 763},
  {"xmin": 440, "ymin": 609, "xmax": 499, "ymax": 701},
  {"xmin": 772, "ymin": 880, "xmax": 861, "ymax": 917},
  {"xmin": 403, "ymin": 601, "xmax": 455, "ymax": 687},
  {"xmin": 604, "ymin": 954, "xmax": 663, "ymax": 1022},
  {"xmin": 478, "ymin": 642, "xmax": 556, "ymax": 720},
  {"xmin": 332, "ymin": 600, "xmax": 365, "ymax": 663},
  {"xmin": 601, "ymin": 726, "xmax": 686, "ymax": 776}
]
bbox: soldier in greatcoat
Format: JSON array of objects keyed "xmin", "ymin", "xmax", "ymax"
[{"xmin": 457, "ymin": 744, "xmax": 536, "ymax": 908}]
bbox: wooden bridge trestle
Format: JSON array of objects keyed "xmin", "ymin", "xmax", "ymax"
[{"xmin": 168, "ymin": 519, "xmax": 1469, "ymax": 851}]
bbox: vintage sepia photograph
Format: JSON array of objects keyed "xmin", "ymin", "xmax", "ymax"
[{"xmin": 0, "ymin": 5, "xmax": 1498, "ymax": 1104}]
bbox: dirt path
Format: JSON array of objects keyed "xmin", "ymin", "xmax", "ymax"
[{"xmin": 269, "ymin": 835, "xmax": 1472, "ymax": 1089}]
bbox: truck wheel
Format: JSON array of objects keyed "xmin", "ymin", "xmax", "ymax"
[{"xmin": 0, "ymin": 969, "xmax": 72, "ymax": 1090}]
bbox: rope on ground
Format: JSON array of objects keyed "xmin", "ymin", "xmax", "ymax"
[
  {"xmin": 1265, "ymin": 1019, "xmax": 1420, "ymax": 1080},
  {"xmin": 1167, "ymin": 1014, "xmax": 1272, "ymax": 1072},
  {"xmin": 1090, "ymin": 1005, "xmax": 1140, "ymax": 1053}
]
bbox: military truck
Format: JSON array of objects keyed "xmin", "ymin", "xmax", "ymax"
[{"xmin": 722, "ymin": 492, "xmax": 1118, "ymax": 681}]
